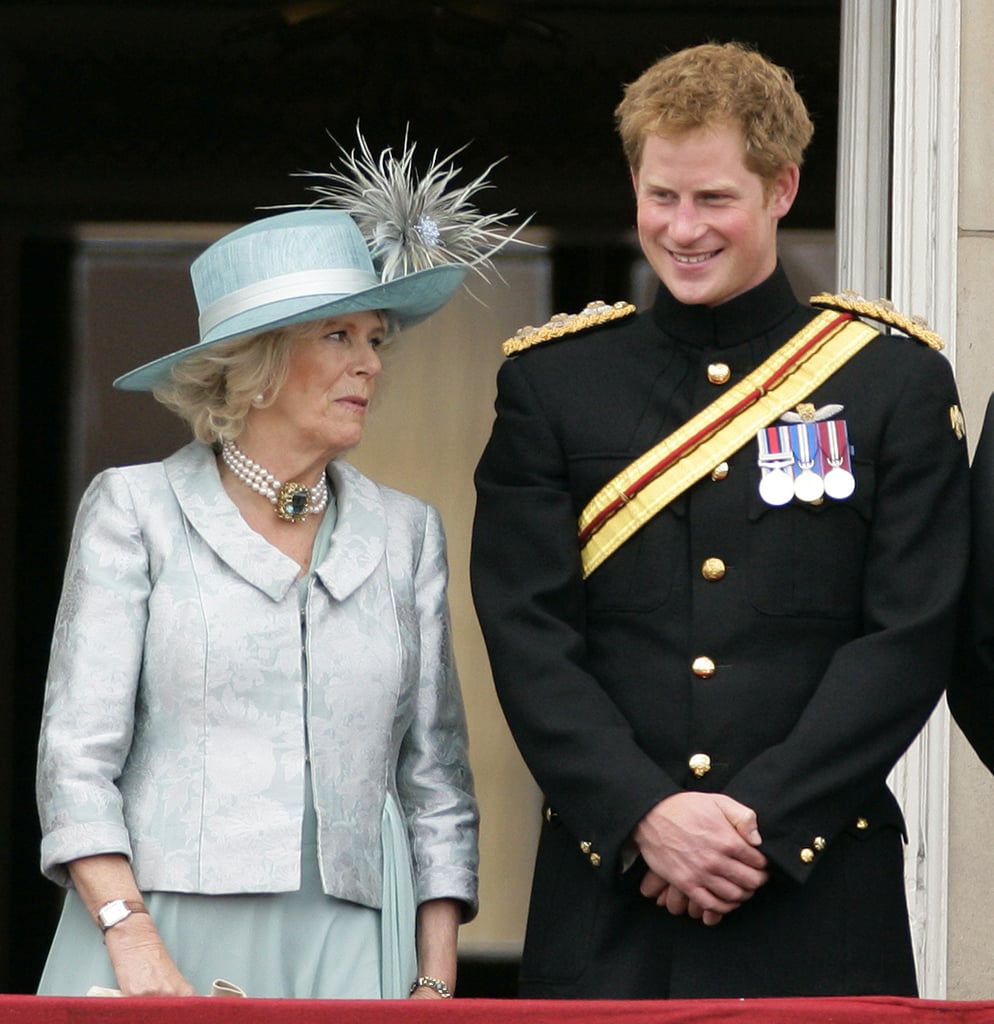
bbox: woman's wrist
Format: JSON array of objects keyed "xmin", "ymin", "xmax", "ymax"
[
  {"xmin": 410, "ymin": 975, "xmax": 453, "ymax": 998},
  {"xmin": 96, "ymin": 898, "xmax": 149, "ymax": 933}
]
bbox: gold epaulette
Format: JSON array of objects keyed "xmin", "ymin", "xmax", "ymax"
[
  {"xmin": 502, "ymin": 300, "xmax": 637, "ymax": 357},
  {"xmin": 809, "ymin": 290, "xmax": 943, "ymax": 351}
]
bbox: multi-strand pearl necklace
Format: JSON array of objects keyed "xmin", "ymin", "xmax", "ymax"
[{"xmin": 220, "ymin": 439, "xmax": 329, "ymax": 524}]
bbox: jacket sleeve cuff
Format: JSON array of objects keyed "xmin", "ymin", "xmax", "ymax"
[
  {"xmin": 40, "ymin": 822, "xmax": 133, "ymax": 888},
  {"xmin": 415, "ymin": 865, "xmax": 480, "ymax": 923}
]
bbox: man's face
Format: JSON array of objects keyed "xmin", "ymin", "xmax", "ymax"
[{"xmin": 632, "ymin": 124, "xmax": 799, "ymax": 308}]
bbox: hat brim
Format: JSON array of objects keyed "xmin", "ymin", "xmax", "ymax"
[{"xmin": 113, "ymin": 263, "xmax": 469, "ymax": 392}]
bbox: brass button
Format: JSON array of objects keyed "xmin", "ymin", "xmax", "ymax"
[
  {"xmin": 589, "ymin": 852, "xmax": 602, "ymax": 868},
  {"xmin": 707, "ymin": 362, "xmax": 731, "ymax": 385},
  {"xmin": 579, "ymin": 840, "xmax": 592, "ymax": 854},
  {"xmin": 813, "ymin": 836, "xmax": 826, "ymax": 851},
  {"xmin": 701, "ymin": 557, "xmax": 726, "ymax": 581},
  {"xmin": 800, "ymin": 848, "xmax": 815, "ymax": 864},
  {"xmin": 692, "ymin": 656, "xmax": 716, "ymax": 678},
  {"xmin": 543, "ymin": 806, "xmax": 558, "ymax": 823},
  {"xmin": 855, "ymin": 816, "xmax": 869, "ymax": 830},
  {"xmin": 711, "ymin": 461, "xmax": 729, "ymax": 481},
  {"xmin": 688, "ymin": 753, "xmax": 712, "ymax": 777}
]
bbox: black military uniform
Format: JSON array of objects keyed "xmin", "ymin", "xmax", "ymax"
[
  {"xmin": 470, "ymin": 266, "xmax": 969, "ymax": 998},
  {"xmin": 949, "ymin": 392, "xmax": 994, "ymax": 773}
]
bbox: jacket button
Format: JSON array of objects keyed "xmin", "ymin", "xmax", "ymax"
[
  {"xmin": 579, "ymin": 840, "xmax": 592, "ymax": 854},
  {"xmin": 800, "ymin": 848, "xmax": 815, "ymax": 864},
  {"xmin": 855, "ymin": 816, "xmax": 869, "ymax": 830},
  {"xmin": 589, "ymin": 852, "xmax": 602, "ymax": 868},
  {"xmin": 688, "ymin": 753, "xmax": 712, "ymax": 777},
  {"xmin": 813, "ymin": 836, "xmax": 826, "ymax": 851},
  {"xmin": 701, "ymin": 557, "xmax": 726, "ymax": 581},
  {"xmin": 711, "ymin": 461, "xmax": 729, "ymax": 481},
  {"xmin": 543, "ymin": 806, "xmax": 558, "ymax": 823},
  {"xmin": 707, "ymin": 362, "xmax": 731, "ymax": 385},
  {"xmin": 692, "ymin": 656, "xmax": 716, "ymax": 678}
]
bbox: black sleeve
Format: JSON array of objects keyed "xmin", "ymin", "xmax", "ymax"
[
  {"xmin": 724, "ymin": 350, "xmax": 969, "ymax": 880},
  {"xmin": 470, "ymin": 357, "xmax": 679, "ymax": 876},
  {"xmin": 949, "ymin": 391, "xmax": 994, "ymax": 774}
]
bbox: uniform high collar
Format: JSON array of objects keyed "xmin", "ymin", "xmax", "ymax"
[{"xmin": 650, "ymin": 262, "xmax": 802, "ymax": 349}]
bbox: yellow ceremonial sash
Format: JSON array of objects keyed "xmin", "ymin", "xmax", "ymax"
[{"xmin": 578, "ymin": 310, "xmax": 879, "ymax": 577}]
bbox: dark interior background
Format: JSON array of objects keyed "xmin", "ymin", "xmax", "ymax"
[{"xmin": 0, "ymin": 0, "xmax": 840, "ymax": 994}]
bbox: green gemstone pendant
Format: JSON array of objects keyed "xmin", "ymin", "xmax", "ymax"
[{"xmin": 276, "ymin": 482, "xmax": 310, "ymax": 522}]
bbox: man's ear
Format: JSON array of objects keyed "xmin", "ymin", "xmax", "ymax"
[{"xmin": 769, "ymin": 163, "xmax": 801, "ymax": 219}]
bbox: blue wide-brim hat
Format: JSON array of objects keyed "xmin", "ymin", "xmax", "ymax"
[{"xmin": 113, "ymin": 208, "xmax": 468, "ymax": 391}]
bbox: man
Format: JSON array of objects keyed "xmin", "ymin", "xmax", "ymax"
[
  {"xmin": 949, "ymin": 392, "xmax": 994, "ymax": 774},
  {"xmin": 470, "ymin": 42, "xmax": 968, "ymax": 999}
]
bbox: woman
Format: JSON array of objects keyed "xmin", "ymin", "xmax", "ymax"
[{"xmin": 35, "ymin": 140, "xmax": 515, "ymax": 998}]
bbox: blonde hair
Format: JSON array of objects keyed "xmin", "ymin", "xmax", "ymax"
[
  {"xmin": 614, "ymin": 42, "xmax": 814, "ymax": 186},
  {"xmin": 152, "ymin": 327, "xmax": 296, "ymax": 444}
]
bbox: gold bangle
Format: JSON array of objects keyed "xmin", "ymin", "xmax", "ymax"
[{"xmin": 410, "ymin": 975, "xmax": 453, "ymax": 998}]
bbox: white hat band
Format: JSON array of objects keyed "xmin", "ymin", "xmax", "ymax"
[{"xmin": 199, "ymin": 268, "xmax": 381, "ymax": 338}]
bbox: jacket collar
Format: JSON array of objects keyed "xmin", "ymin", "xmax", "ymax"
[
  {"xmin": 164, "ymin": 442, "xmax": 385, "ymax": 603},
  {"xmin": 316, "ymin": 459, "xmax": 387, "ymax": 601},
  {"xmin": 650, "ymin": 261, "xmax": 801, "ymax": 350}
]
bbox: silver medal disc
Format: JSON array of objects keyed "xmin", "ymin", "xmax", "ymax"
[
  {"xmin": 759, "ymin": 468, "xmax": 795, "ymax": 506},
  {"xmin": 793, "ymin": 469, "xmax": 825, "ymax": 503},
  {"xmin": 824, "ymin": 466, "xmax": 856, "ymax": 500}
]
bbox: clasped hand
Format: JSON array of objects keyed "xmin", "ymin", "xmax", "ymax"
[{"xmin": 634, "ymin": 792, "xmax": 769, "ymax": 926}]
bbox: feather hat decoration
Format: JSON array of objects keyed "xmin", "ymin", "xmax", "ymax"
[
  {"xmin": 114, "ymin": 126, "xmax": 531, "ymax": 392},
  {"xmin": 297, "ymin": 125, "xmax": 532, "ymax": 283}
]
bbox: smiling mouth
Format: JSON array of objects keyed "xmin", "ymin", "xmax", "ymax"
[{"xmin": 671, "ymin": 250, "xmax": 720, "ymax": 264}]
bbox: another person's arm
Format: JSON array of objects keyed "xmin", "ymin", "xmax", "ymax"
[
  {"xmin": 67, "ymin": 854, "xmax": 193, "ymax": 996},
  {"xmin": 38, "ymin": 471, "xmax": 191, "ymax": 994},
  {"xmin": 396, "ymin": 500, "xmax": 479, "ymax": 996},
  {"xmin": 949, "ymin": 391, "xmax": 994, "ymax": 773},
  {"xmin": 409, "ymin": 898, "xmax": 461, "ymax": 999}
]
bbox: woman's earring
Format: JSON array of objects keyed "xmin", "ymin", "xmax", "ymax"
[{"xmin": 252, "ymin": 393, "xmax": 266, "ymax": 407}]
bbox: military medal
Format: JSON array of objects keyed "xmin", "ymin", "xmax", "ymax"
[
  {"xmin": 818, "ymin": 419, "xmax": 856, "ymax": 499},
  {"xmin": 757, "ymin": 425, "xmax": 796, "ymax": 506},
  {"xmin": 790, "ymin": 422, "xmax": 825, "ymax": 503}
]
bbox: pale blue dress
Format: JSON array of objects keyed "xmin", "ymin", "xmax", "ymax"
[{"xmin": 38, "ymin": 495, "xmax": 418, "ymax": 998}]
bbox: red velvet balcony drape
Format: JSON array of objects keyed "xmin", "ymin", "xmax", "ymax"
[{"xmin": 3, "ymin": 995, "xmax": 994, "ymax": 1023}]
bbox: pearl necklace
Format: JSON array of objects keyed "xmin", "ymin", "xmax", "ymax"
[{"xmin": 220, "ymin": 439, "xmax": 329, "ymax": 524}]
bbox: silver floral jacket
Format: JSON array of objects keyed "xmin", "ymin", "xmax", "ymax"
[{"xmin": 37, "ymin": 441, "xmax": 479, "ymax": 916}]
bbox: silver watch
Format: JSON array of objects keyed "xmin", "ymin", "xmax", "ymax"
[{"xmin": 97, "ymin": 898, "xmax": 148, "ymax": 932}]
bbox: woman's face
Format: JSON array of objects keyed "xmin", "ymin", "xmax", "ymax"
[{"xmin": 253, "ymin": 310, "xmax": 384, "ymax": 462}]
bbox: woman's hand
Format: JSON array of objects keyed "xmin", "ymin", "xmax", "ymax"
[
  {"xmin": 66, "ymin": 853, "xmax": 195, "ymax": 996},
  {"xmin": 104, "ymin": 915, "xmax": 195, "ymax": 996}
]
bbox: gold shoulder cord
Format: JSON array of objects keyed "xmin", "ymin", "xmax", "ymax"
[
  {"xmin": 502, "ymin": 300, "xmax": 637, "ymax": 357},
  {"xmin": 809, "ymin": 290, "xmax": 944, "ymax": 351}
]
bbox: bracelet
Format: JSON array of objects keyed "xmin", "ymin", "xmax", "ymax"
[{"xmin": 410, "ymin": 975, "xmax": 453, "ymax": 998}]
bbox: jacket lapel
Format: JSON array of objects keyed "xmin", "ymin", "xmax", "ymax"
[
  {"xmin": 163, "ymin": 441, "xmax": 301, "ymax": 601},
  {"xmin": 316, "ymin": 460, "xmax": 387, "ymax": 601},
  {"xmin": 163, "ymin": 442, "xmax": 387, "ymax": 603}
]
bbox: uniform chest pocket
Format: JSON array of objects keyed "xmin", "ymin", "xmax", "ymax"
[
  {"xmin": 571, "ymin": 454, "xmax": 685, "ymax": 614},
  {"xmin": 746, "ymin": 458, "xmax": 875, "ymax": 618}
]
